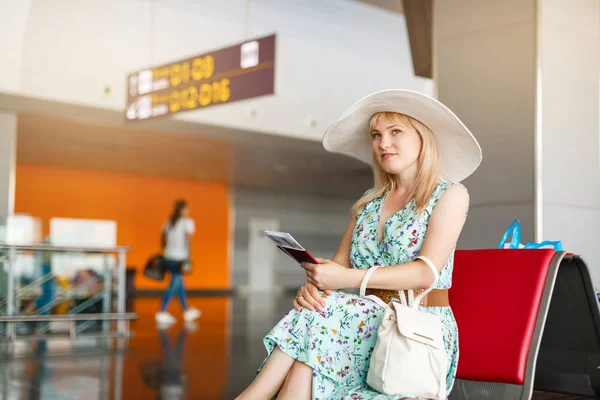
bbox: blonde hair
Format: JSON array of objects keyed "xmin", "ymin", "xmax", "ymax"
[{"xmin": 351, "ymin": 112, "xmax": 441, "ymax": 216}]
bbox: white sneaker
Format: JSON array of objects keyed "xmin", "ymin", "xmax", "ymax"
[
  {"xmin": 183, "ymin": 308, "xmax": 201, "ymax": 322},
  {"xmin": 155, "ymin": 311, "xmax": 176, "ymax": 325}
]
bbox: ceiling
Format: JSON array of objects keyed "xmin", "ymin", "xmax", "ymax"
[
  {"xmin": 357, "ymin": 0, "xmax": 404, "ymax": 15},
  {"xmin": 356, "ymin": 0, "xmax": 432, "ymax": 79},
  {"xmin": 3, "ymin": 0, "xmax": 421, "ymax": 200},
  {"xmin": 16, "ymin": 110, "xmax": 373, "ymax": 198}
]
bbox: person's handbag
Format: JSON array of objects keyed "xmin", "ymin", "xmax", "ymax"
[
  {"xmin": 144, "ymin": 254, "xmax": 167, "ymax": 281},
  {"xmin": 173, "ymin": 260, "xmax": 193, "ymax": 274},
  {"xmin": 360, "ymin": 256, "xmax": 447, "ymax": 399},
  {"xmin": 498, "ymin": 219, "xmax": 564, "ymax": 250}
]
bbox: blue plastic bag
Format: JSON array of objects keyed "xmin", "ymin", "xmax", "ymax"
[{"xmin": 498, "ymin": 219, "xmax": 564, "ymax": 250}]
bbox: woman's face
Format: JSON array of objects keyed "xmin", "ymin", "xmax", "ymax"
[
  {"xmin": 181, "ymin": 206, "xmax": 190, "ymax": 217},
  {"xmin": 370, "ymin": 114, "xmax": 422, "ymax": 176}
]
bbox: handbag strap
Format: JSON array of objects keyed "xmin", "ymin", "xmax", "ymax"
[
  {"xmin": 360, "ymin": 265, "xmax": 409, "ymax": 304},
  {"xmin": 359, "ymin": 265, "xmax": 381, "ymax": 297},
  {"xmin": 410, "ymin": 255, "xmax": 440, "ymax": 309},
  {"xmin": 497, "ymin": 219, "xmax": 521, "ymax": 249},
  {"xmin": 359, "ymin": 256, "xmax": 440, "ymax": 309}
]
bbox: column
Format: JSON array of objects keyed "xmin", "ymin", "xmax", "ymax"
[
  {"xmin": 433, "ymin": 0, "xmax": 600, "ymax": 282},
  {"xmin": 0, "ymin": 111, "xmax": 16, "ymax": 308},
  {"xmin": 434, "ymin": 0, "xmax": 537, "ymax": 249},
  {"xmin": 538, "ymin": 0, "xmax": 600, "ymax": 282},
  {"xmin": 248, "ymin": 217, "xmax": 279, "ymax": 293},
  {"xmin": 0, "ymin": 111, "xmax": 16, "ymax": 220}
]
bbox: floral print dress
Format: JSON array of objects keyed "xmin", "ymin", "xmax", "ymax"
[{"xmin": 260, "ymin": 180, "xmax": 461, "ymax": 399}]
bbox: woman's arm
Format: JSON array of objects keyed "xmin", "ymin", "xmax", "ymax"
[
  {"xmin": 186, "ymin": 219, "xmax": 195, "ymax": 258},
  {"xmin": 355, "ymin": 184, "xmax": 470, "ymax": 290},
  {"xmin": 294, "ymin": 214, "xmax": 355, "ymax": 310},
  {"xmin": 161, "ymin": 222, "xmax": 168, "ymax": 252},
  {"xmin": 187, "ymin": 233, "xmax": 193, "ymax": 258},
  {"xmin": 303, "ymin": 184, "xmax": 470, "ymax": 291}
]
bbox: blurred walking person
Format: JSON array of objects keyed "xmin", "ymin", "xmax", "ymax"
[{"xmin": 155, "ymin": 199, "xmax": 201, "ymax": 325}]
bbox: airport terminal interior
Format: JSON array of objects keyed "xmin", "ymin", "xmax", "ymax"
[{"xmin": 1, "ymin": 0, "xmax": 600, "ymax": 399}]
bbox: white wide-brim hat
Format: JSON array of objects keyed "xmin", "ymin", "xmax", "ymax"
[{"xmin": 322, "ymin": 89, "xmax": 482, "ymax": 182}]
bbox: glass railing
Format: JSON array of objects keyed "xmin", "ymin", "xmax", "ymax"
[{"xmin": 0, "ymin": 244, "xmax": 134, "ymax": 348}]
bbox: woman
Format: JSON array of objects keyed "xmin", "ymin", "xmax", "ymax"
[
  {"xmin": 236, "ymin": 90, "xmax": 482, "ymax": 399},
  {"xmin": 155, "ymin": 199, "xmax": 201, "ymax": 325}
]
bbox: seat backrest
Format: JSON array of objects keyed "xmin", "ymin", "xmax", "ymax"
[
  {"xmin": 534, "ymin": 255, "xmax": 600, "ymax": 397},
  {"xmin": 450, "ymin": 249, "xmax": 556, "ymax": 384}
]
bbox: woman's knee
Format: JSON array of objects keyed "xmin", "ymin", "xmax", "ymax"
[
  {"xmin": 290, "ymin": 360, "xmax": 312, "ymax": 375},
  {"xmin": 282, "ymin": 361, "xmax": 313, "ymax": 388},
  {"xmin": 278, "ymin": 360, "xmax": 312, "ymax": 399}
]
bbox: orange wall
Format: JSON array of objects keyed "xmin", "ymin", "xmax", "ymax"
[{"xmin": 15, "ymin": 164, "xmax": 230, "ymax": 290}]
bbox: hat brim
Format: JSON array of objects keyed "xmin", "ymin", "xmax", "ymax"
[{"xmin": 322, "ymin": 89, "xmax": 482, "ymax": 182}]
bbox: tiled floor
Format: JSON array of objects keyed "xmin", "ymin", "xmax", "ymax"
[{"xmin": 0, "ymin": 296, "xmax": 593, "ymax": 399}]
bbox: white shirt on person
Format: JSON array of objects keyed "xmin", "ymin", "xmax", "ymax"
[{"xmin": 163, "ymin": 217, "xmax": 195, "ymax": 261}]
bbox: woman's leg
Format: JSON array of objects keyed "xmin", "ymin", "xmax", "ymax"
[
  {"xmin": 277, "ymin": 360, "xmax": 313, "ymax": 400},
  {"xmin": 174, "ymin": 273, "xmax": 189, "ymax": 311},
  {"xmin": 160, "ymin": 271, "xmax": 177, "ymax": 311},
  {"xmin": 235, "ymin": 346, "xmax": 295, "ymax": 400}
]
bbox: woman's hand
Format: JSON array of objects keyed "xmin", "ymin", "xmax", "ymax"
[
  {"xmin": 301, "ymin": 258, "xmax": 356, "ymax": 291},
  {"xmin": 293, "ymin": 282, "xmax": 331, "ymax": 312}
]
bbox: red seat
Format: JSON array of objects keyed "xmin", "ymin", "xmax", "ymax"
[
  {"xmin": 450, "ymin": 249, "xmax": 556, "ymax": 384},
  {"xmin": 442, "ymin": 249, "xmax": 600, "ymax": 399}
]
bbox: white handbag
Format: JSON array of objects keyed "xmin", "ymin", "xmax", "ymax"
[{"xmin": 360, "ymin": 256, "xmax": 447, "ymax": 399}]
